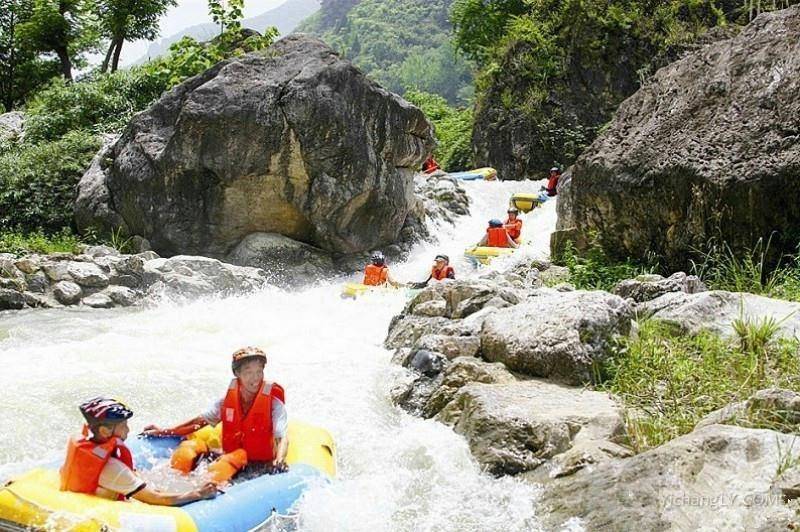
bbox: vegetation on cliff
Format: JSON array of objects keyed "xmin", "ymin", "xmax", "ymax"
[
  {"xmin": 403, "ymin": 89, "xmax": 472, "ymax": 171},
  {"xmin": 298, "ymin": 0, "xmax": 474, "ymax": 104}
]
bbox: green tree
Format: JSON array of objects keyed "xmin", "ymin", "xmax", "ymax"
[
  {"xmin": 97, "ymin": 0, "xmax": 176, "ymax": 73},
  {"xmin": 17, "ymin": 0, "xmax": 98, "ymax": 81},
  {"xmin": 450, "ymin": 0, "xmax": 528, "ymax": 65},
  {"xmin": 208, "ymin": 0, "xmax": 244, "ymax": 35},
  {"xmin": 0, "ymin": 0, "xmax": 60, "ymax": 111}
]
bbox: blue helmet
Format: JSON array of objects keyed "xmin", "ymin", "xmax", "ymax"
[
  {"xmin": 489, "ymin": 219, "xmax": 503, "ymax": 228},
  {"xmin": 79, "ymin": 397, "xmax": 133, "ymax": 425}
]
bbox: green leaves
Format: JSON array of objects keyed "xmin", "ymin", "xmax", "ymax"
[{"xmin": 404, "ymin": 89, "xmax": 473, "ymax": 171}]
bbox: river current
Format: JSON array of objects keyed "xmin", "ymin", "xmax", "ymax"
[{"xmin": 0, "ymin": 179, "xmax": 557, "ymax": 531}]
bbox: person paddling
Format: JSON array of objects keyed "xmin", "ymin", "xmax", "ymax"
[
  {"xmin": 504, "ymin": 207, "xmax": 523, "ymax": 243},
  {"xmin": 544, "ymin": 167, "xmax": 561, "ymax": 196},
  {"xmin": 362, "ymin": 251, "xmax": 402, "ymax": 287},
  {"xmin": 143, "ymin": 347, "xmax": 289, "ymax": 482},
  {"xmin": 411, "ymin": 254, "xmax": 455, "ymax": 288},
  {"xmin": 476, "ymin": 219, "xmax": 518, "ymax": 249},
  {"xmin": 60, "ymin": 397, "xmax": 216, "ymax": 505}
]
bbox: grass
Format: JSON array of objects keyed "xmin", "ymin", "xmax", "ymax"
[
  {"xmin": 0, "ymin": 229, "xmax": 83, "ymax": 255},
  {"xmin": 601, "ymin": 319, "xmax": 800, "ymax": 453},
  {"xmin": 691, "ymin": 238, "xmax": 800, "ymax": 302},
  {"xmin": 556, "ymin": 239, "xmax": 655, "ymax": 291}
]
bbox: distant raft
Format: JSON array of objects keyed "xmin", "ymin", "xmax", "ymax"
[
  {"xmin": 0, "ymin": 421, "xmax": 335, "ymax": 532},
  {"xmin": 464, "ymin": 246, "xmax": 516, "ymax": 265},
  {"xmin": 509, "ymin": 191, "xmax": 549, "ymax": 213},
  {"xmin": 448, "ymin": 167, "xmax": 498, "ymax": 181},
  {"xmin": 341, "ymin": 282, "xmax": 419, "ymax": 299}
]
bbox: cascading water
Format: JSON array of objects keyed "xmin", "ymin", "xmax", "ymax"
[{"xmin": 0, "ymin": 179, "xmax": 557, "ymax": 531}]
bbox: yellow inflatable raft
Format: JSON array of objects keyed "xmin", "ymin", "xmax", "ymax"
[
  {"xmin": 509, "ymin": 192, "xmax": 543, "ymax": 213},
  {"xmin": 464, "ymin": 246, "xmax": 516, "ymax": 265},
  {"xmin": 0, "ymin": 421, "xmax": 335, "ymax": 532}
]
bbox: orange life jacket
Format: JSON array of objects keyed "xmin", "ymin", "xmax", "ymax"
[
  {"xmin": 363, "ymin": 264, "xmax": 389, "ymax": 286},
  {"xmin": 431, "ymin": 265, "xmax": 454, "ymax": 281},
  {"xmin": 422, "ymin": 157, "xmax": 440, "ymax": 174},
  {"xmin": 60, "ymin": 435, "xmax": 134, "ymax": 499},
  {"xmin": 546, "ymin": 174, "xmax": 560, "ymax": 196},
  {"xmin": 221, "ymin": 379, "xmax": 284, "ymax": 462},
  {"xmin": 486, "ymin": 227, "xmax": 510, "ymax": 248},
  {"xmin": 504, "ymin": 218, "xmax": 523, "ymax": 240}
]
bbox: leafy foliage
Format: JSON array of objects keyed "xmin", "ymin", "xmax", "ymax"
[
  {"xmin": 300, "ymin": 0, "xmax": 474, "ymax": 104},
  {"xmin": 0, "ymin": 227, "xmax": 82, "ymax": 254},
  {"xmin": 404, "ymin": 89, "xmax": 473, "ymax": 171},
  {"xmin": 0, "ymin": 130, "xmax": 101, "ymax": 232},
  {"xmin": 557, "ymin": 238, "xmax": 654, "ymax": 291}
]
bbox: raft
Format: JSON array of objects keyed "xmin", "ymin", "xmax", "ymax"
[
  {"xmin": 448, "ymin": 167, "xmax": 498, "ymax": 181},
  {"xmin": 0, "ymin": 421, "xmax": 335, "ymax": 532},
  {"xmin": 464, "ymin": 246, "xmax": 516, "ymax": 265},
  {"xmin": 341, "ymin": 282, "xmax": 419, "ymax": 299},
  {"xmin": 509, "ymin": 191, "xmax": 549, "ymax": 213}
]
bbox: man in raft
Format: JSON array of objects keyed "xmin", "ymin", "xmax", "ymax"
[
  {"xmin": 476, "ymin": 219, "xmax": 518, "ymax": 249},
  {"xmin": 143, "ymin": 347, "xmax": 289, "ymax": 482},
  {"xmin": 504, "ymin": 207, "xmax": 523, "ymax": 244},
  {"xmin": 363, "ymin": 251, "xmax": 402, "ymax": 287},
  {"xmin": 60, "ymin": 397, "xmax": 217, "ymax": 504},
  {"xmin": 411, "ymin": 254, "xmax": 455, "ymax": 288},
  {"xmin": 545, "ymin": 167, "xmax": 561, "ymax": 196}
]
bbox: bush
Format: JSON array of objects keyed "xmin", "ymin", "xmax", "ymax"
[
  {"xmin": 0, "ymin": 228, "xmax": 82, "ymax": 255},
  {"xmin": 0, "ymin": 130, "xmax": 101, "ymax": 232},
  {"xmin": 602, "ymin": 319, "xmax": 800, "ymax": 452},
  {"xmin": 404, "ymin": 89, "xmax": 473, "ymax": 171},
  {"xmin": 557, "ymin": 238, "xmax": 654, "ymax": 291}
]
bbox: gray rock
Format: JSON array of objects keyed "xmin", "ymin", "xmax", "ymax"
[
  {"xmin": 75, "ymin": 35, "xmax": 433, "ymax": 257},
  {"xmin": 82, "ymin": 293, "xmax": 115, "ymax": 308},
  {"xmin": 697, "ymin": 388, "xmax": 800, "ymax": 430},
  {"xmin": 538, "ymin": 265, "xmax": 570, "ymax": 286},
  {"xmin": 226, "ymin": 232, "xmax": 335, "ymax": 286},
  {"xmin": 414, "ymin": 173, "xmax": 470, "ymax": 223},
  {"xmin": 553, "ymin": 7, "xmax": 800, "ymax": 269},
  {"xmin": 142, "ymin": 256, "xmax": 266, "ymax": 299},
  {"xmin": 103, "ymin": 286, "xmax": 137, "ymax": 307},
  {"xmin": 437, "ymin": 380, "xmax": 626, "ymax": 476},
  {"xmin": 25, "ymin": 271, "xmax": 48, "ymax": 293},
  {"xmin": 403, "ymin": 279, "xmax": 523, "ymax": 320},
  {"xmin": 67, "ymin": 262, "xmax": 110, "ymax": 288},
  {"xmin": 53, "ymin": 281, "xmax": 83, "ymax": 305},
  {"xmin": 413, "ymin": 334, "xmax": 481, "ymax": 360},
  {"xmin": 408, "ymin": 349, "xmax": 445, "ymax": 378},
  {"xmin": 424, "ymin": 357, "xmax": 516, "ymax": 417},
  {"xmin": 540, "ymin": 424, "xmax": 797, "ymax": 531},
  {"xmin": 0, "ymin": 258, "xmax": 24, "ymax": 286},
  {"xmin": 412, "ymin": 299, "xmax": 447, "ymax": 317},
  {"xmin": 613, "ymin": 272, "xmax": 707, "ymax": 302},
  {"xmin": 83, "ymin": 245, "xmax": 120, "ymax": 258},
  {"xmin": 0, "ymin": 111, "xmax": 24, "ymax": 144},
  {"xmin": 42, "ymin": 262, "xmax": 72, "ymax": 282},
  {"xmin": 481, "ymin": 290, "xmax": 634, "ymax": 384},
  {"xmin": 642, "ymin": 290, "xmax": 800, "ymax": 340},
  {"xmin": 0, "ymin": 289, "xmax": 25, "ymax": 310},
  {"xmin": 385, "ymin": 316, "xmax": 450, "ymax": 350}
]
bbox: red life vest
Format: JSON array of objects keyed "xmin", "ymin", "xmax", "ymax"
[
  {"xmin": 546, "ymin": 174, "xmax": 560, "ymax": 196},
  {"xmin": 363, "ymin": 264, "xmax": 389, "ymax": 286},
  {"xmin": 431, "ymin": 265, "xmax": 454, "ymax": 281},
  {"xmin": 422, "ymin": 157, "xmax": 440, "ymax": 174},
  {"xmin": 486, "ymin": 227, "xmax": 510, "ymax": 248},
  {"xmin": 504, "ymin": 218, "xmax": 522, "ymax": 240},
  {"xmin": 60, "ymin": 435, "xmax": 134, "ymax": 499},
  {"xmin": 221, "ymin": 379, "xmax": 284, "ymax": 462}
]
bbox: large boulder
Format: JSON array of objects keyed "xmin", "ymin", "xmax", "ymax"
[
  {"xmin": 553, "ymin": 7, "xmax": 800, "ymax": 269},
  {"xmin": 75, "ymin": 34, "xmax": 434, "ymax": 259},
  {"xmin": 539, "ymin": 424, "xmax": 798, "ymax": 531},
  {"xmin": 641, "ymin": 290, "xmax": 800, "ymax": 340},
  {"xmin": 613, "ymin": 272, "xmax": 707, "ymax": 303},
  {"xmin": 437, "ymin": 380, "xmax": 627, "ymax": 476},
  {"xmin": 480, "ymin": 290, "xmax": 634, "ymax": 384}
]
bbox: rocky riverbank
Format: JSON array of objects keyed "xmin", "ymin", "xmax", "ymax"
[{"xmin": 386, "ymin": 263, "xmax": 800, "ymax": 529}]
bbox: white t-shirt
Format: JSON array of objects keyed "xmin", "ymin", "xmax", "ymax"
[
  {"xmin": 201, "ymin": 396, "xmax": 288, "ymax": 438},
  {"xmin": 95, "ymin": 457, "xmax": 145, "ymax": 500}
]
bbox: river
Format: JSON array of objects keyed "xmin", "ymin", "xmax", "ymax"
[{"xmin": 0, "ymin": 179, "xmax": 557, "ymax": 531}]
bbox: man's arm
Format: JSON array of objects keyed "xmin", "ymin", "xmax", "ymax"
[
  {"xmin": 477, "ymin": 234, "xmax": 488, "ymax": 247},
  {"xmin": 142, "ymin": 416, "xmax": 209, "ymax": 437},
  {"xmin": 507, "ymin": 234, "xmax": 519, "ymax": 248},
  {"xmin": 132, "ymin": 482, "xmax": 217, "ymax": 506}
]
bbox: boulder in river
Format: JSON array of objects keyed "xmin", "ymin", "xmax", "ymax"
[
  {"xmin": 437, "ymin": 380, "xmax": 627, "ymax": 476},
  {"xmin": 553, "ymin": 7, "xmax": 800, "ymax": 269},
  {"xmin": 480, "ymin": 290, "xmax": 634, "ymax": 384},
  {"xmin": 75, "ymin": 34, "xmax": 434, "ymax": 260}
]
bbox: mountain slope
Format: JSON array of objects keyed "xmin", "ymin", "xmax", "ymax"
[
  {"xmin": 138, "ymin": 0, "xmax": 321, "ymax": 62},
  {"xmin": 297, "ymin": 0, "xmax": 473, "ymax": 104}
]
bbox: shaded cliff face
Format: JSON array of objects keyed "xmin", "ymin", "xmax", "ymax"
[
  {"xmin": 76, "ymin": 34, "xmax": 434, "ymax": 258},
  {"xmin": 553, "ymin": 6, "xmax": 800, "ymax": 269}
]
